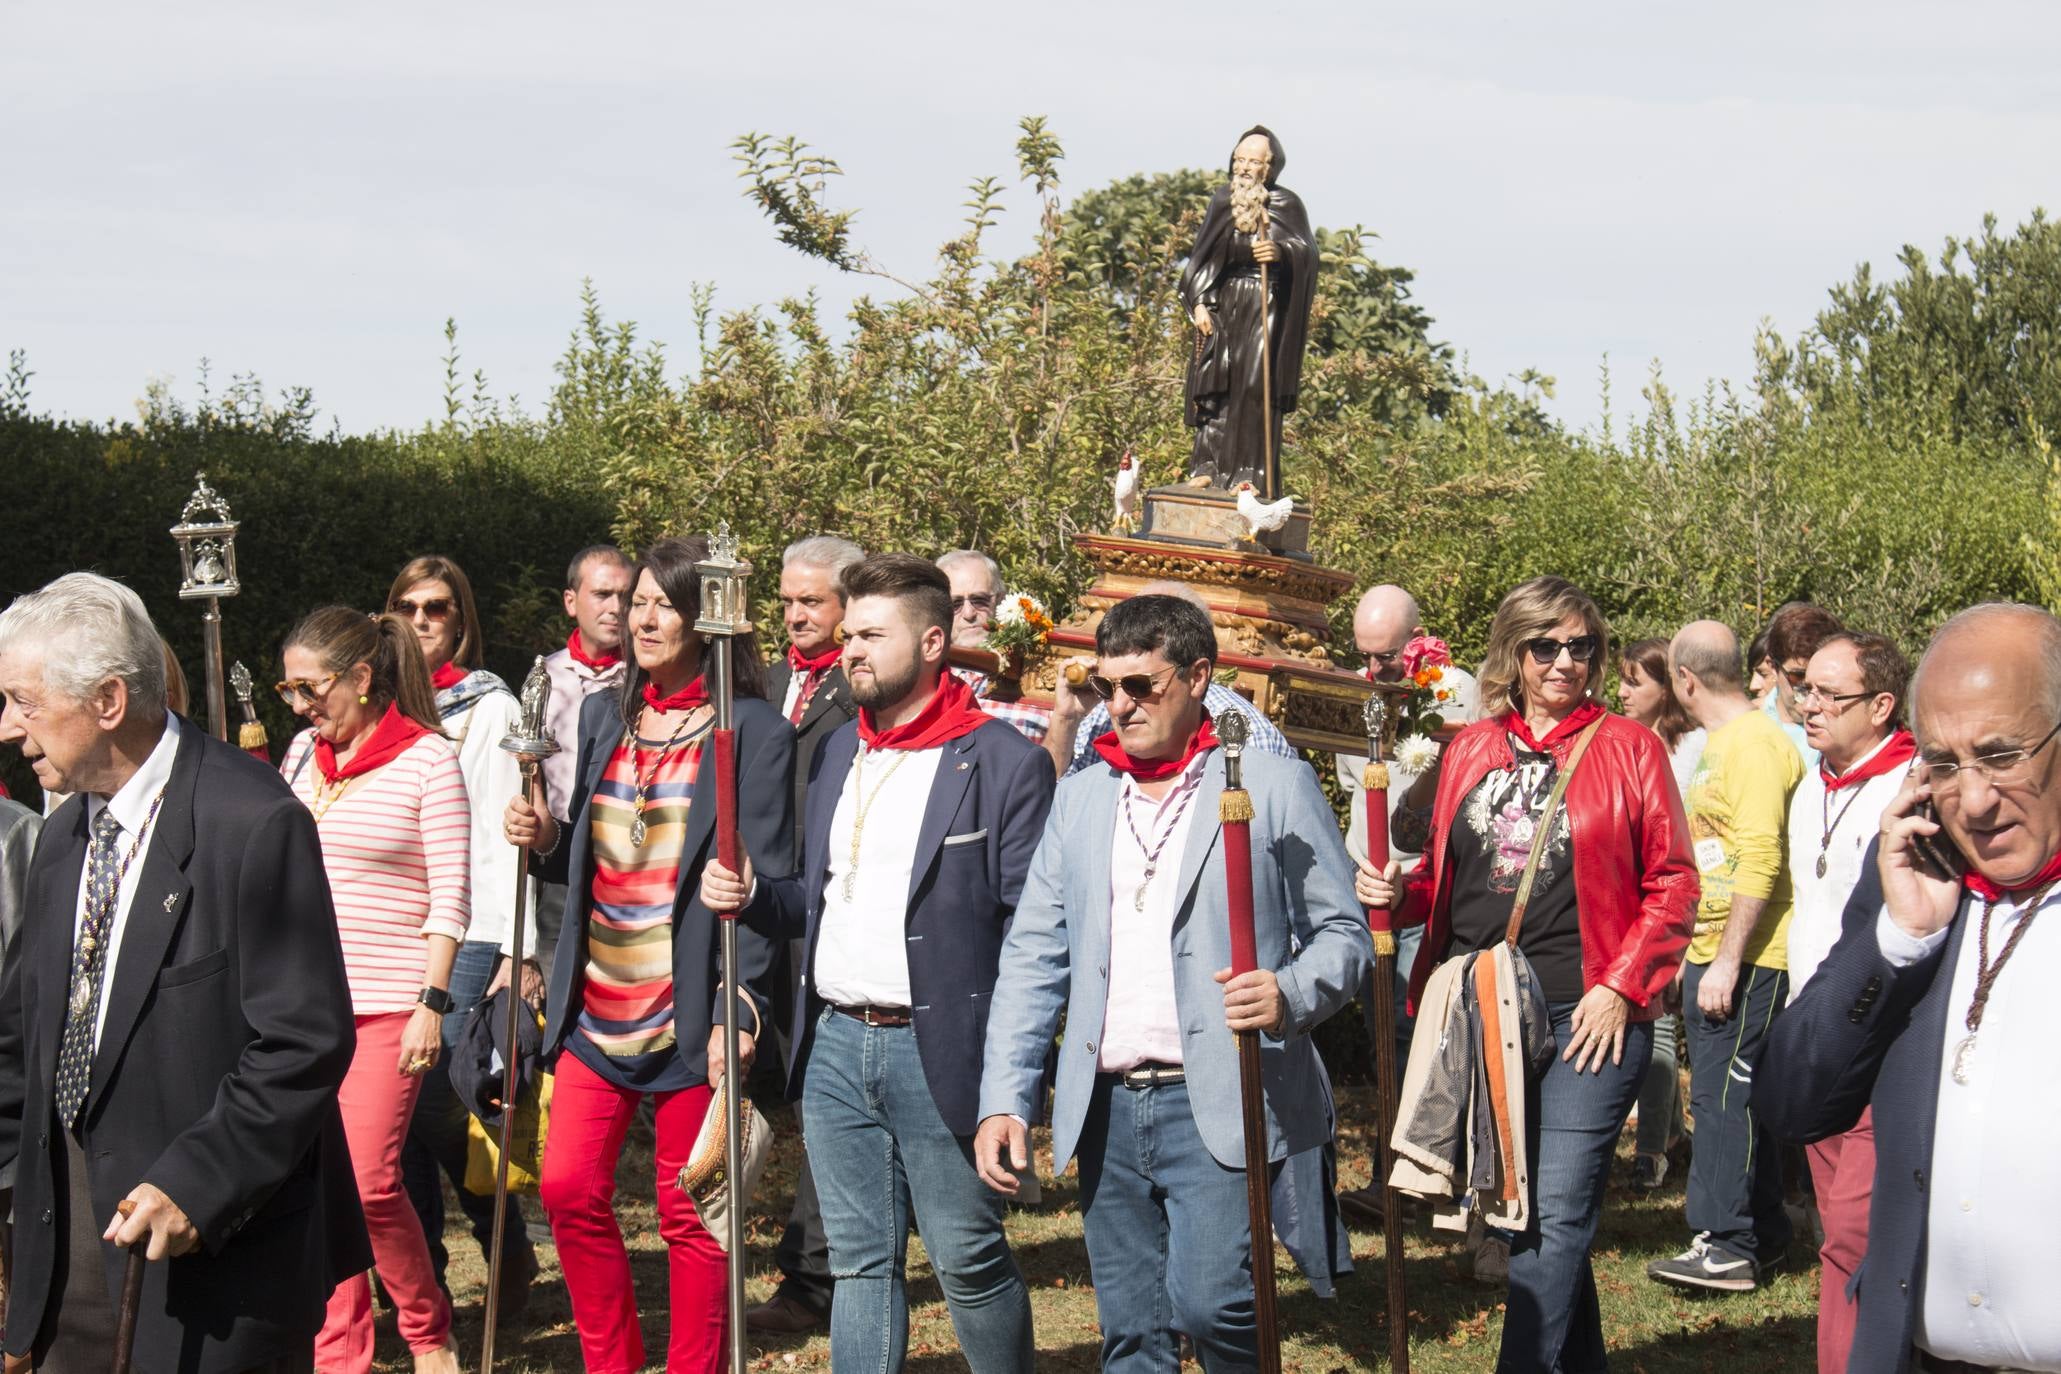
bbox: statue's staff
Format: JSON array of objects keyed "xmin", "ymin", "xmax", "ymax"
[
  {"xmin": 692, "ymin": 528, "xmax": 753, "ymax": 1374},
  {"xmin": 1360, "ymin": 693, "xmax": 1411, "ymax": 1372},
  {"xmin": 483, "ymin": 656, "xmax": 558, "ymax": 1373},
  {"xmin": 1215, "ymin": 712, "xmax": 1283, "ymax": 1374},
  {"xmin": 1255, "ymin": 209, "xmax": 1278, "ymax": 503}
]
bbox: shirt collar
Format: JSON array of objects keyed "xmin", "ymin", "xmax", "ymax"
[
  {"xmin": 89, "ymin": 713, "xmax": 182, "ymax": 834},
  {"xmin": 1825, "ymin": 728, "xmax": 1897, "ymax": 778}
]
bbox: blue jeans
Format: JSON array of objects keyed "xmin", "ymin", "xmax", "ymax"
[
  {"xmin": 1634, "ymin": 1011, "xmax": 1681, "ymax": 1158},
  {"xmin": 1682, "ymin": 960, "xmax": 1791, "ymax": 1262},
  {"xmin": 1498, "ymin": 1002, "xmax": 1652, "ymax": 1374},
  {"xmin": 1078, "ymin": 1075, "xmax": 1269, "ymax": 1373},
  {"xmin": 801, "ymin": 1007, "xmax": 1033, "ymax": 1374}
]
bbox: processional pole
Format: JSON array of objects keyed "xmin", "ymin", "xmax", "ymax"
[
  {"xmin": 483, "ymin": 656, "xmax": 558, "ymax": 1372},
  {"xmin": 1360, "ymin": 692, "xmax": 1410, "ymax": 1372},
  {"xmin": 168, "ymin": 472, "xmax": 242, "ymax": 740},
  {"xmin": 1216, "ymin": 711, "xmax": 1283, "ymax": 1374},
  {"xmin": 693, "ymin": 523, "xmax": 753, "ymax": 1374}
]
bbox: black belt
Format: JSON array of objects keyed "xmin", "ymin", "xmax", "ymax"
[
  {"xmin": 830, "ymin": 1003, "xmax": 912, "ymax": 1028},
  {"xmin": 1110, "ymin": 1063, "xmax": 1185, "ymax": 1089}
]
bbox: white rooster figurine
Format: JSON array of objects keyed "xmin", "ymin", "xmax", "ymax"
[
  {"xmin": 1233, "ymin": 481, "xmax": 1295, "ymax": 543},
  {"xmin": 1112, "ymin": 448, "xmax": 1142, "ymax": 533}
]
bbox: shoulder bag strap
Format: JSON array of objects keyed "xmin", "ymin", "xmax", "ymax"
[{"xmin": 1504, "ymin": 716, "xmax": 1606, "ymax": 946}]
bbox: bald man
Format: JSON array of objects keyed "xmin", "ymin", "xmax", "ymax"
[
  {"xmin": 1761, "ymin": 604, "xmax": 2061, "ymax": 1373},
  {"xmin": 1648, "ymin": 620, "xmax": 1803, "ymax": 1294}
]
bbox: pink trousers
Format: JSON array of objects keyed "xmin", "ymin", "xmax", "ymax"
[
  {"xmin": 316, "ymin": 1011, "xmax": 453, "ymax": 1371},
  {"xmin": 1805, "ymin": 1107, "xmax": 1875, "ymax": 1374}
]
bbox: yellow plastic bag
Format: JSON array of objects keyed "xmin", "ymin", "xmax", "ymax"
[{"xmin": 465, "ymin": 1069, "xmax": 552, "ymax": 1197}]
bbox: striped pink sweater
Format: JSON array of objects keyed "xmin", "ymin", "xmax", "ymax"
[{"xmin": 282, "ymin": 728, "xmax": 472, "ymax": 1014}]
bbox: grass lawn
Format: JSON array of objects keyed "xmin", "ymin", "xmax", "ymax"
[{"xmin": 377, "ymin": 1084, "xmax": 1819, "ymax": 1371}]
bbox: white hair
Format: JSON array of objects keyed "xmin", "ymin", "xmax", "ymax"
[
  {"xmin": 937, "ymin": 550, "xmax": 1003, "ymax": 597},
  {"xmin": 783, "ymin": 535, "xmax": 865, "ymax": 582},
  {"xmin": 0, "ymin": 572, "xmax": 168, "ymax": 715}
]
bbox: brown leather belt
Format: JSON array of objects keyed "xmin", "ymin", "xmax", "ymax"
[{"xmin": 831, "ymin": 1003, "xmax": 913, "ymax": 1028}]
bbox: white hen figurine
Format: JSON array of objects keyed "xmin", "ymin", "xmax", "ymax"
[
  {"xmin": 1233, "ymin": 481, "xmax": 1294, "ymax": 540},
  {"xmin": 1112, "ymin": 448, "xmax": 1141, "ymax": 532}
]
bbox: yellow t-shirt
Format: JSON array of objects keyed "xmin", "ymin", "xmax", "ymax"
[{"xmin": 1684, "ymin": 708, "xmax": 1805, "ymax": 967}]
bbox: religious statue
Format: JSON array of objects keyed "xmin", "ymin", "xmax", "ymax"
[{"xmin": 1180, "ymin": 126, "xmax": 1318, "ymax": 496}]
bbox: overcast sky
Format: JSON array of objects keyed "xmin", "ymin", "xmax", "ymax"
[{"xmin": 7, "ymin": 2, "xmax": 2055, "ymax": 437}]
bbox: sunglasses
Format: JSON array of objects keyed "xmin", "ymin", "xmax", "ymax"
[
  {"xmin": 390, "ymin": 596, "xmax": 454, "ymax": 620},
  {"xmin": 275, "ymin": 673, "xmax": 341, "ymax": 706},
  {"xmin": 1085, "ymin": 666, "xmax": 1180, "ymax": 703},
  {"xmin": 1522, "ymin": 635, "xmax": 1600, "ymax": 666},
  {"xmin": 949, "ymin": 594, "xmax": 997, "ymax": 614}
]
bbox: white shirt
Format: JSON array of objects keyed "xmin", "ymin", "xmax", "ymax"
[
  {"xmin": 541, "ymin": 646, "xmax": 623, "ymax": 821},
  {"xmin": 1335, "ymin": 664, "xmax": 1481, "ymax": 868},
  {"xmin": 1786, "ymin": 732, "xmax": 1905, "ymax": 999},
  {"xmin": 1877, "ymin": 888, "xmax": 2061, "ymax": 1371},
  {"xmin": 76, "ymin": 714, "xmax": 182, "ymax": 1048},
  {"xmin": 1097, "ymin": 753, "xmax": 1211, "ymax": 1072},
  {"xmin": 1669, "ymin": 727, "xmax": 1708, "ymax": 799},
  {"xmin": 813, "ymin": 744, "xmax": 945, "ymax": 1009},
  {"xmin": 445, "ymin": 690, "xmax": 534, "ymax": 960}
]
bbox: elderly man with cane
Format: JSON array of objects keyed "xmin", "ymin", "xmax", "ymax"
[{"xmin": 0, "ymin": 572, "xmax": 367, "ymax": 1373}]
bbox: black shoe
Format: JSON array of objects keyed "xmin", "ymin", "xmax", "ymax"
[
  {"xmin": 492, "ymin": 1245, "xmax": 538, "ymax": 1324},
  {"xmin": 746, "ymin": 1289, "xmax": 829, "ymax": 1335},
  {"xmin": 1646, "ymin": 1232, "xmax": 1758, "ymax": 1292}
]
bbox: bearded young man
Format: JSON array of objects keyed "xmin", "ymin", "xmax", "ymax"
[
  {"xmin": 703, "ymin": 553, "xmax": 1053, "ymax": 1373},
  {"xmin": 974, "ymin": 594, "xmax": 1370, "ymax": 1371}
]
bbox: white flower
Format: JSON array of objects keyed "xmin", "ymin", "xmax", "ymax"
[
  {"xmin": 1395, "ymin": 735, "xmax": 1440, "ymax": 775},
  {"xmin": 994, "ymin": 592, "xmax": 1043, "ymax": 626}
]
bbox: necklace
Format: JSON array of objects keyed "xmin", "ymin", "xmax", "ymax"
[
  {"xmin": 1816, "ymin": 783, "xmax": 1868, "ymax": 880},
  {"xmin": 841, "ymin": 745, "xmax": 914, "ymax": 902},
  {"xmin": 1951, "ymin": 880, "xmax": 2055, "ymax": 1085},
  {"xmin": 72, "ymin": 788, "xmax": 168, "ymax": 1018},
  {"xmin": 309, "ymin": 772, "xmax": 356, "ymax": 824},
  {"xmin": 1121, "ymin": 774, "xmax": 1201, "ymax": 913},
  {"xmin": 627, "ymin": 709, "xmax": 710, "ymax": 847}
]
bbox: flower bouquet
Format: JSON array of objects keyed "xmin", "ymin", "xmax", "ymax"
[
  {"xmin": 1388, "ymin": 635, "xmax": 1460, "ymax": 776},
  {"xmin": 984, "ymin": 592, "xmax": 1056, "ymax": 672}
]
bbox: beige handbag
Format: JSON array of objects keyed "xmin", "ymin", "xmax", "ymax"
[{"xmin": 676, "ymin": 1066, "xmax": 774, "ymax": 1253}]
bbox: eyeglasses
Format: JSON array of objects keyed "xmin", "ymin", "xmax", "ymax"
[
  {"xmin": 1921, "ymin": 720, "xmax": 2061, "ymax": 786},
  {"xmin": 1366, "ymin": 648, "xmax": 1404, "ymax": 667},
  {"xmin": 390, "ymin": 596, "xmax": 454, "ymax": 620},
  {"xmin": 1085, "ymin": 667, "xmax": 1180, "ymax": 703},
  {"xmin": 949, "ymin": 594, "xmax": 997, "ymax": 615},
  {"xmin": 1797, "ymin": 685, "xmax": 1874, "ymax": 709},
  {"xmin": 275, "ymin": 673, "xmax": 341, "ymax": 706},
  {"xmin": 1521, "ymin": 635, "xmax": 1600, "ymax": 666},
  {"xmin": 1780, "ymin": 663, "xmax": 1810, "ymax": 688}
]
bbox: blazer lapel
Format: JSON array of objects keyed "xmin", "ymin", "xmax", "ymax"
[
  {"xmin": 906, "ymin": 735, "xmax": 979, "ymax": 907},
  {"xmin": 1901, "ymin": 903, "xmax": 1970, "ymax": 1170},
  {"xmin": 804, "ymin": 729, "xmax": 860, "ymax": 900},
  {"xmin": 797, "ymin": 669, "xmax": 851, "ymax": 736},
  {"xmin": 31, "ymin": 803, "xmax": 89, "ymax": 1056},
  {"xmin": 1170, "ymin": 753, "xmax": 1228, "ymax": 922},
  {"xmin": 86, "ymin": 727, "xmax": 202, "ymax": 1109}
]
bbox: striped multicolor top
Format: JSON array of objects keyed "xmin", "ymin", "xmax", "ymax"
[
  {"xmin": 281, "ymin": 729, "xmax": 471, "ymax": 1015},
  {"xmin": 574, "ymin": 728, "xmax": 701, "ymax": 1081}
]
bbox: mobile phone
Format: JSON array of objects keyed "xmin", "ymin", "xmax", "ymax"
[{"xmin": 1908, "ymin": 801, "xmax": 1967, "ymax": 883}]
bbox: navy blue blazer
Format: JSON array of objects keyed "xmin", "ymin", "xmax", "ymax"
[
  {"xmin": 537, "ymin": 691, "xmax": 796, "ymax": 1083},
  {"xmin": 752, "ymin": 716, "xmax": 1056, "ymax": 1136},
  {"xmin": 1756, "ymin": 838, "xmax": 1962, "ymax": 1374}
]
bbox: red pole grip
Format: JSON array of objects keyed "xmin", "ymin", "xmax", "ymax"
[
  {"xmin": 1222, "ymin": 813, "xmax": 1258, "ymax": 977},
  {"xmin": 714, "ymin": 727, "xmax": 740, "ymax": 919},
  {"xmin": 1364, "ymin": 775, "xmax": 1392, "ymax": 935}
]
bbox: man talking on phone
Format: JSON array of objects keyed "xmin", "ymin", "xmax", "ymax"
[{"xmin": 1760, "ymin": 603, "xmax": 2061, "ymax": 1374}]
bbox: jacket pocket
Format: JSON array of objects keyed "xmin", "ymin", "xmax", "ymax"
[
  {"xmin": 943, "ymin": 829, "xmax": 988, "ymax": 847},
  {"xmin": 158, "ymin": 947, "xmax": 230, "ymax": 989}
]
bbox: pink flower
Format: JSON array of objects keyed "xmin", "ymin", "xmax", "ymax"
[{"xmin": 1400, "ymin": 635, "xmax": 1452, "ymax": 679}]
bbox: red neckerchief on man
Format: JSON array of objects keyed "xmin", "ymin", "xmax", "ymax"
[
  {"xmin": 430, "ymin": 661, "xmax": 466, "ymax": 692},
  {"xmin": 566, "ymin": 629, "xmax": 621, "ymax": 672},
  {"xmin": 857, "ymin": 671, "xmax": 989, "ymax": 751},
  {"xmin": 1963, "ymin": 849, "xmax": 2061, "ymax": 902},
  {"xmin": 1822, "ymin": 729, "xmax": 1915, "ymax": 792},
  {"xmin": 787, "ymin": 642, "xmax": 844, "ymax": 725},
  {"xmin": 1093, "ymin": 714, "xmax": 1222, "ymax": 783},
  {"xmin": 1501, "ymin": 698, "xmax": 1605, "ymax": 754},
  {"xmin": 314, "ymin": 704, "xmax": 432, "ymax": 785},
  {"xmin": 643, "ymin": 674, "xmax": 710, "ymax": 715}
]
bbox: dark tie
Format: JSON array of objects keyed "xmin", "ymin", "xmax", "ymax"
[
  {"xmin": 790, "ymin": 668, "xmax": 827, "ymax": 725},
  {"xmin": 55, "ymin": 809, "xmax": 124, "ymax": 1130}
]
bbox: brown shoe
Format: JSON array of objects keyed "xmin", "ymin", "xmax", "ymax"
[{"xmin": 746, "ymin": 1290, "xmax": 829, "ymax": 1336}]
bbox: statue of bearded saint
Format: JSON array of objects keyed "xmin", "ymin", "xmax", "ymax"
[{"xmin": 1179, "ymin": 126, "xmax": 1318, "ymax": 494}]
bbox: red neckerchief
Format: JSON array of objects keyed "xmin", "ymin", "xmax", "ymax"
[
  {"xmin": 1501, "ymin": 699, "xmax": 1605, "ymax": 754},
  {"xmin": 430, "ymin": 661, "xmax": 466, "ymax": 692},
  {"xmin": 643, "ymin": 674, "xmax": 710, "ymax": 714},
  {"xmin": 857, "ymin": 672, "xmax": 990, "ymax": 751},
  {"xmin": 1093, "ymin": 714, "xmax": 1222, "ymax": 782},
  {"xmin": 787, "ymin": 641, "xmax": 844, "ymax": 724},
  {"xmin": 1822, "ymin": 729, "xmax": 1916, "ymax": 793},
  {"xmin": 1965, "ymin": 849, "xmax": 2061, "ymax": 903},
  {"xmin": 566, "ymin": 630, "xmax": 621, "ymax": 672},
  {"xmin": 314, "ymin": 704, "xmax": 431, "ymax": 785}
]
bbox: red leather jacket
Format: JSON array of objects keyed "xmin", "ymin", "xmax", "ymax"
[{"xmin": 1401, "ymin": 707, "xmax": 1698, "ymax": 1020}]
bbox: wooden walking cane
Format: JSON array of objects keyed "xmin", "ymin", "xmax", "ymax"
[
  {"xmin": 692, "ymin": 529, "xmax": 752, "ymax": 1374},
  {"xmin": 1214, "ymin": 713, "xmax": 1282, "ymax": 1374},
  {"xmin": 1360, "ymin": 693, "xmax": 1410, "ymax": 1373},
  {"xmin": 110, "ymin": 1200, "xmax": 146, "ymax": 1374},
  {"xmin": 483, "ymin": 657, "xmax": 561, "ymax": 1373}
]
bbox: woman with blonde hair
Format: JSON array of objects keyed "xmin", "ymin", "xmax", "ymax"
[
  {"xmin": 277, "ymin": 607, "xmax": 466, "ymax": 1373},
  {"xmin": 384, "ymin": 552, "xmax": 540, "ymax": 1310},
  {"xmin": 1359, "ymin": 576, "xmax": 1698, "ymax": 1372}
]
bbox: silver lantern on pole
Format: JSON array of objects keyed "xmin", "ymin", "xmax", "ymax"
[{"xmin": 168, "ymin": 472, "xmax": 241, "ymax": 740}]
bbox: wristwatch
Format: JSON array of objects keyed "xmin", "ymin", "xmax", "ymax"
[{"xmin": 417, "ymin": 986, "xmax": 455, "ymax": 1014}]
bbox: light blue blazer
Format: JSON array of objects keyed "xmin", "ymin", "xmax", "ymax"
[{"xmin": 980, "ymin": 747, "xmax": 1371, "ymax": 1171}]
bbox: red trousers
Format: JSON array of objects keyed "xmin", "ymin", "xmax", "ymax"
[
  {"xmin": 539, "ymin": 1051, "xmax": 726, "ymax": 1374},
  {"xmin": 1805, "ymin": 1107, "xmax": 1875, "ymax": 1374}
]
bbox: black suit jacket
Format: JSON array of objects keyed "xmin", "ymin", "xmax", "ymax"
[
  {"xmin": 538, "ymin": 693, "xmax": 796, "ymax": 1075},
  {"xmin": 1756, "ymin": 838, "xmax": 1960, "ymax": 1374},
  {"xmin": 0, "ymin": 721, "xmax": 369, "ymax": 1372},
  {"xmin": 764, "ymin": 660, "xmax": 856, "ymax": 867},
  {"xmin": 754, "ymin": 717, "xmax": 1055, "ymax": 1136}
]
